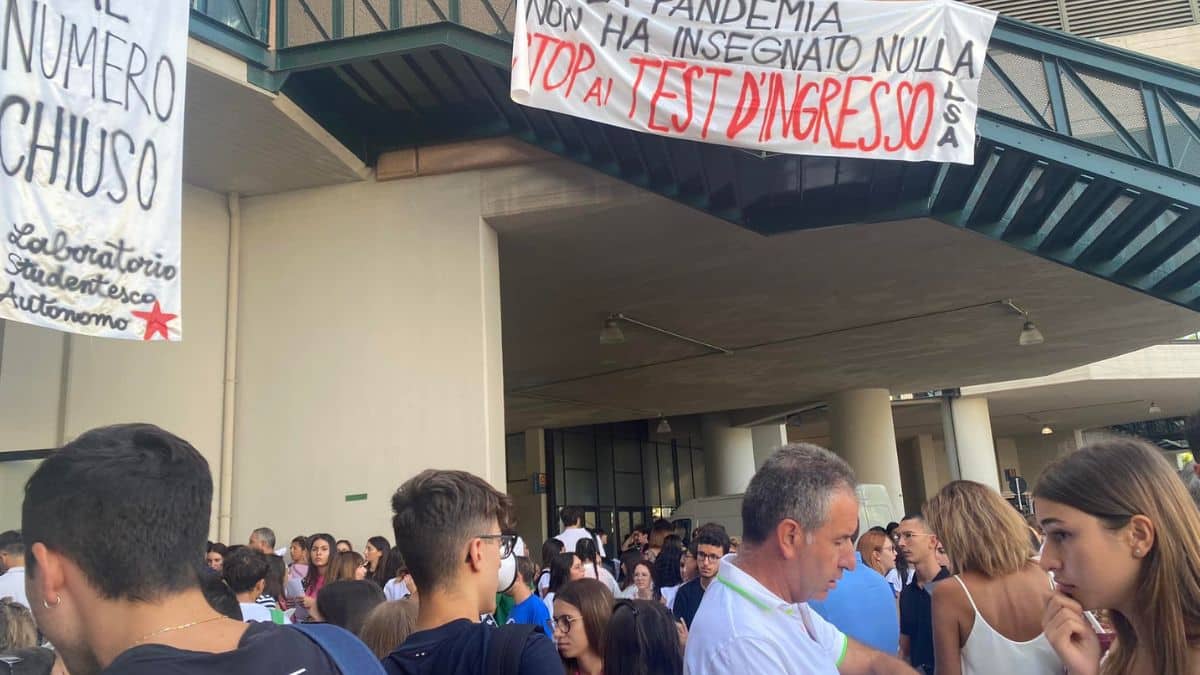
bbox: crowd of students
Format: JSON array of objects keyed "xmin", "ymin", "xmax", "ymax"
[{"xmin": 2, "ymin": 422, "xmax": 1200, "ymax": 674}]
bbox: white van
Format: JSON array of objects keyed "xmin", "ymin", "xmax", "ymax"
[{"xmin": 671, "ymin": 484, "xmax": 897, "ymax": 543}]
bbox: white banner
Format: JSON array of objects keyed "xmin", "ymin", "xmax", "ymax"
[
  {"xmin": 513, "ymin": 0, "xmax": 996, "ymax": 164},
  {"xmin": 0, "ymin": 0, "xmax": 188, "ymax": 340}
]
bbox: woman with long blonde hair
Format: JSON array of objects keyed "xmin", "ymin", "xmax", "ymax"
[
  {"xmin": 1036, "ymin": 437, "xmax": 1200, "ymax": 675},
  {"xmin": 925, "ymin": 480, "xmax": 1061, "ymax": 675}
]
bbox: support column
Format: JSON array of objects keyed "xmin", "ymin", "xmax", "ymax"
[
  {"xmin": 702, "ymin": 413, "xmax": 757, "ymax": 495},
  {"xmin": 942, "ymin": 397, "xmax": 1001, "ymax": 491},
  {"xmin": 516, "ymin": 429, "xmax": 549, "ymax": 550},
  {"xmin": 829, "ymin": 389, "xmax": 905, "ymax": 518},
  {"xmin": 751, "ymin": 423, "xmax": 788, "ymax": 469}
]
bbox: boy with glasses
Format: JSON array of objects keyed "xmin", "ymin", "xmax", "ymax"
[
  {"xmin": 896, "ymin": 515, "xmax": 949, "ymax": 674},
  {"xmin": 673, "ymin": 523, "xmax": 730, "ymax": 628},
  {"xmin": 383, "ymin": 470, "xmax": 560, "ymax": 674}
]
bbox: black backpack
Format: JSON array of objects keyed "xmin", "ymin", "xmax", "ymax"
[{"xmin": 486, "ymin": 623, "xmax": 540, "ymax": 675}]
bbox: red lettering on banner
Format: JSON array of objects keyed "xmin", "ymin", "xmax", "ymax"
[
  {"xmin": 726, "ymin": 72, "xmax": 762, "ymax": 140},
  {"xmin": 525, "ymin": 33, "xmax": 595, "ymax": 100},
  {"xmin": 832, "ymin": 76, "xmax": 870, "ymax": 149},
  {"xmin": 646, "ymin": 60, "xmax": 688, "ymax": 133},
  {"xmin": 860, "ymin": 81, "xmax": 889, "ymax": 152},
  {"xmin": 583, "ymin": 78, "xmax": 604, "ymax": 106},
  {"xmin": 628, "ymin": 56, "xmax": 660, "ymax": 119},
  {"xmin": 698, "ymin": 67, "xmax": 731, "ymax": 139}
]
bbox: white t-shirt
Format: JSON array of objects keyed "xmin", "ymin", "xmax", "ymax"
[
  {"xmin": 885, "ymin": 568, "xmax": 915, "ymax": 597},
  {"xmin": 384, "ymin": 577, "xmax": 413, "ymax": 601},
  {"xmin": 544, "ymin": 591, "xmax": 556, "ymax": 617},
  {"xmin": 661, "ymin": 583, "xmax": 680, "ymax": 610},
  {"xmin": 0, "ymin": 568, "xmax": 27, "ymax": 609},
  {"xmin": 536, "ymin": 569, "xmax": 550, "ymax": 595},
  {"xmin": 240, "ymin": 601, "xmax": 288, "ymax": 623},
  {"xmin": 555, "ymin": 527, "xmax": 605, "ymax": 560},
  {"xmin": 583, "ymin": 562, "xmax": 620, "ymax": 595},
  {"xmin": 684, "ymin": 554, "xmax": 848, "ymax": 675}
]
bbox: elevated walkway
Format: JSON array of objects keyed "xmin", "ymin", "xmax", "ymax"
[{"xmin": 191, "ymin": 1, "xmax": 1200, "ymax": 310}]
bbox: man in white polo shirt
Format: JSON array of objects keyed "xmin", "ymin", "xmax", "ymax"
[{"xmin": 685, "ymin": 444, "xmax": 917, "ymax": 675}]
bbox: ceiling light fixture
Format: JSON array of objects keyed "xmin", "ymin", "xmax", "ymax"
[
  {"xmin": 1041, "ymin": 425, "xmax": 1054, "ymax": 435},
  {"xmin": 1149, "ymin": 401, "xmax": 1163, "ymax": 415},
  {"xmin": 601, "ymin": 313, "xmax": 733, "ymax": 355},
  {"xmin": 599, "ymin": 317, "xmax": 626, "ymax": 345},
  {"xmin": 1002, "ymin": 299, "xmax": 1045, "ymax": 347},
  {"xmin": 656, "ymin": 417, "xmax": 672, "ymax": 434}
]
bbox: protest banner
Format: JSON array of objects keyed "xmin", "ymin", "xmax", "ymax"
[
  {"xmin": 0, "ymin": 0, "xmax": 188, "ymax": 340},
  {"xmin": 512, "ymin": 0, "xmax": 996, "ymax": 164}
]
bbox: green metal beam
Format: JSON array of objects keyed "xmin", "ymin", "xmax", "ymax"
[
  {"xmin": 189, "ymin": 10, "xmax": 271, "ymax": 67},
  {"xmin": 273, "ymin": 22, "xmax": 510, "ymax": 75}
]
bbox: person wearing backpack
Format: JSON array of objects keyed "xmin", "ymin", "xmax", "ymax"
[
  {"xmin": 20, "ymin": 423, "xmax": 383, "ymax": 675},
  {"xmin": 383, "ymin": 469, "xmax": 561, "ymax": 675}
]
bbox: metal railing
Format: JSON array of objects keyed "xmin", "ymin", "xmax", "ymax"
[
  {"xmin": 277, "ymin": 0, "xmax": 515, "ymax": 46},
  {"xmin": 192, "ymin": 0, "xmax": 271, "ymax": 43},
  {"xmin": 271, "ymin": 0, "xmax": 1200, "ymax": 179}
]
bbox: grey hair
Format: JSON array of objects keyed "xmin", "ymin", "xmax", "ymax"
[
  {"xmin": 251, "ymin": 527, "xmax": 276, "ymax": 548},
  {"xmin": 1179, "ymin": 462, "xmax": 1200, "ymax": 510},
  {"xmin": 742, "ymin": 443, "xmax": 857, "ymax": 544}
]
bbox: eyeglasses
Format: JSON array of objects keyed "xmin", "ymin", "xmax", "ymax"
[
  {"xmin": 548, "ymin": 614, "xmax": 580, "ymax": 633},
  {"xmin": 476, "ymin": 534, "xmax": 517, "ymax": 558},
  {"xmin": 696, "ymin": 552, "xmax": 722, "ymax": 563}
]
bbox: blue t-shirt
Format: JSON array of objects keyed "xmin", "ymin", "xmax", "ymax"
[
  {"xmin": 508, "ymin": 593, "xmax": 552, "ymax": 637},
  {"xmin": 809, "ymin": 552, "xmax": 900, "ymax": 655}
]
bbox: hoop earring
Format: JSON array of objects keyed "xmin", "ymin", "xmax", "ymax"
[{"xmin": 43, "ymin": 594, "xmax": 61, "ymax": 609}]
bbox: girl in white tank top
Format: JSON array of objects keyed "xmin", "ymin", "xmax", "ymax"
[
  {"xmin": 924, "ymin": 480, "xmax": 1064, "ymax": 675},
  {"xmin": 950, "ymin": 574, "xmax": 1060, "ymax": 674}
]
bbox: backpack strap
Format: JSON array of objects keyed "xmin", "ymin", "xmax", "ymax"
[
  {"xmin": 486, "ymin": 623, "xmax": 539, "ymax": 675},
  {"xmin": 290, "ymin": 623, "xmax": 387, "ymax": 675}
]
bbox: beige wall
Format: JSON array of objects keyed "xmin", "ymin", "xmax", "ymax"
[
  {"xmin": 0, "ymin": 459, "xmax": 40, "ymax": 531},
  {"xmin": 1104, "ymin": 24, "xmax": 1200, "ymax": 70},
  {"xmin": 231, "ymin": 173, "xmax": 506, "ymax": 550},
  {"xmin": 0, "ymin": 185, "xmax": 232, "ymax": 533},
  {"xmin": 1014, "ymin": 432, "xmax": 1082, "ymax": 489}
]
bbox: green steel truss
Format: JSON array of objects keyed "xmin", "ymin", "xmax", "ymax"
[{"xmin": 188, "ymin": 2, "xmax": 1200, "ymax": 311}]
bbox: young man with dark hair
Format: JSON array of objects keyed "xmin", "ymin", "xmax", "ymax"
[
  {"xmin": 384, "ymin": 469, "xmax": 560, "ymax": 674},
  {"xmin": 505, "ymin": 556, "xmax": 552, "ymax": 637},
  {"xmin": 22, "ymin": 423, "xmax": 347, "ymax": 674},
  {"xmin": 896, "ymin": 514, "xmax": 948, "ymax": 674},
  {"xmin": 0, "ymin": 530, "xmax": 27, "ymax": 608},
  {"xmin": 222, "ymin": 548, "xmax": 284, "ymax": 624},
  {"xmin": 672, "ymin": 523, "xmax": 730, "ymax": 628},
  {"xmin": 554, "ymin": 505, "xmax": 603, "ymax": 561}
]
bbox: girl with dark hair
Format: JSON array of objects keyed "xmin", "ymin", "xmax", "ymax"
[
  {"xmin": 545, "ymin": 552, "xmax": 585, "ymax": 615},
  {"xmin": 553, "ymin": 579, "xmax": 613, "ymax": 675},
  {"xmin": 315, "ymin": 580, "xmax": 386, "ymax": 635},
  {"xmin": 538, "ymin": 538, "xmax": 565, "ymax": 596},
  {"xmin": 299, "ymin": 533, "xmax": 335, "ymax": 618},
  {"xmin": 604, "ymin": 599, "xmax": 683, "ymax": 675},
  {"xmin": 259, "ymin": 554, "xmax": 287, "ymax": 609},
  {"xmin": 363, "ymin": 536, "xmax": 392, "ymax": 587},
  {"xmin": 383, "ymin": 547, "xmax": 416, "ymax": 601},
  {"xmin": 617, "ymin": 560, "xmax": 658, "ymax": 601},
  {"xmin": 1036, "ymin": 437, "xmax": 1200, "ymax": 675},
  {"xmin": 206, "ymin": 542, "xmax": 228, "ymax": 572},
  {"xmin": 576, "ymin": 537, "xmax": 619, "ymax": 595},
  {"xmin": 654, "ymin": 546, "xmax": 684, "ymax": 609},
  {"xmin": 617, "ymin": 549, "xmax": 643, "ymax": 591}
]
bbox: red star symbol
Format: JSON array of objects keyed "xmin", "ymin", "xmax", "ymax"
[{"xmin": 131, "ymin": 301, "xmax": 177, "ymax": 341}]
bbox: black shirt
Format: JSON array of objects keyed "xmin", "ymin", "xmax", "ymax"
[
  {"xmin": 383, "ymin": 618, "xmax": 561, "ymax": 675},
  {"xmin": 899, "ymin": 566, "xmax": 951, "ymax": 674},
  {"xmin": 100, "ymin": 621, "xmax": 341, "ymax": 674},
  {"xmin": 672, "ymin": 578, "xmax": 706, "ymax": 628}
]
